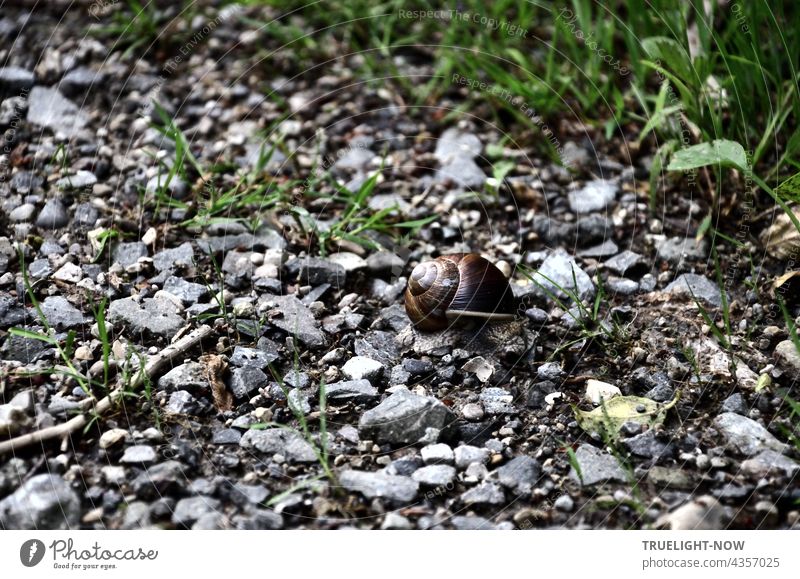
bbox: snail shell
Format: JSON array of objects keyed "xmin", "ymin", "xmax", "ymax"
[{"xmin": 404, "ymin": 253, "xmax": 516, "ymax": 331}]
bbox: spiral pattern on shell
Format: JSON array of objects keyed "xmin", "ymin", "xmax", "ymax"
[{"xmin": 404, "ymin": 253, "xmax": 515, "ymax": 331}]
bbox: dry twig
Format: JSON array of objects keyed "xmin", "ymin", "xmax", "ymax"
[{"xmin": 0, "ymin": 325, "xmax": 213, "ymax": 456}]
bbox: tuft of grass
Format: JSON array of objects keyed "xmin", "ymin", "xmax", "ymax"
[
  {"xmin": 311, "ymin": 165, "xmax": 436, "ymax": 256},
  {"xmin": 9, "ymin": 253, "xmax": 113, "ymax": 397},
  {"xmin": 517, "ymin": 263, "xmax": 629, "ymax": 360}
]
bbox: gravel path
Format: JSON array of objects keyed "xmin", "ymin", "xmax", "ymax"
[{"xmin": 0, "ymin": 4, "xmax": 798, "ymax": 531}]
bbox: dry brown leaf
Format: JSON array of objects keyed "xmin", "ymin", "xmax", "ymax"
[
  {"xmin": 200, "ymin": 354, "xmax": 232, "ymax": 412},
  {"xmin": 760, "ymin": 207, "xmax": 800, "ymax": 259}
]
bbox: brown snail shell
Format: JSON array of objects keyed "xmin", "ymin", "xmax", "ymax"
[{"xmin": 404, "ymin": 253, "xmax": 516, "ymax": 331}]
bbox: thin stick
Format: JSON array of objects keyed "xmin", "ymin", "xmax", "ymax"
[{"xmin": 0, "ymin": 325, "xmax": 213, "ymax": 456}]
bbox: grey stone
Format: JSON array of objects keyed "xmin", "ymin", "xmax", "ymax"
[
  {"xmin": 40, "ymin": 296, "xmax": 87, "ymax": 329},
  {"xmin": 0, "ymin": 295, "xmax": 25, "ymax": 328},
  {"xmin": 229, "ymin": 366, "xmax": 268, "ymax": 399},
  {"xmin": 0, "ymin": 332, "xmax": 46, "ymax": 364},
  {"xmin": 604, "ymin": 250, "xmax": 644, "ymax": 276},
  {"xmin": 153, "ymin": 242, "xmax": 194, "ymax": 273},
  {"xmin": 0, "ymin": 474, "xmax": 80, "ymax": 529},
  {"xmin": 131, "ymin": 460, "xmax": 186, "ymax": 499},
  {"xmin": 108, "ymin": 297, "xmax": 184, "ymax": 338},
  {"xmin": 10, "ymin": 172, "xmax": 43, "ymax": 194},
  {"xmin": 438, "ymin": 156, "xmax": 486, "ymax": 189},
  {"xmin": 358, "ymin": 389, "xmax": 457, "ymax": 445},
  {"xmin": 0, "ymin": 66, "xmax": 34, "ymax": 95},
  {"xmin": 29, "ymin": 258, "xmax": 52, "ymax": 278},
  {"xmin": 221, "ymin": 250, "xmax": 255, "ymax": 283},
  {"xmin": 212, "ymin": 429, "xmax": 242, "ymax": 445},
  {"xmin": 26, "ymin": 86, "xmax": 87, "ymax": 137},
  {"xmin": 537, "ymin": 362, "xmax": 563, "ymax": 381},
  {"xmin": 333, "ymin": 147, "xmax": 375, "ymax": 172},
  {"xmin": 495, "ymin": 456, "xmax": 541, "ymax": 495},
  {"xmin": 568, "ymin": 179, "xmax": 617, "ymax": 213},
  {"xmin": 229, "ymin": 484, "xmax": 269, "ymax": 505},
  {"xmin": 172, "ymin": 496, "xmax": 220, "ymax": 527},
  {"xmin": 40, "ymin": 239, "xmax": 65, "ymax": 255},
  {"xmin": 412, "ymin": 464, "xmax": 456, "ymax": 487},
  {"xmin": 434, "ymin": 128, "xmax": 482, "ymax": 162},
  {"xmin": 47, "ymin": 396, "xmax": 82, "ymax": 417},
  {"xmin": 421, "ymin": 443, "xmax": 454, "ymax": 465},
  {"xmin": 384, "ymin": 456, "xmax": 423, "ymax": 477},
  {"xmin": 554, "ymin": 494, "xmax": 574, "ymax": 512},
  {"xmin": 285, "ymin": 256, "xmax": 346, "ymax": 286},
  {"xmin": 161, "ymin": 276, "xmax": 208, "ymax": 306},
  {"xmin": 325, "ymin": 379, "xmax": 378, "ymax": 404},
  {"xmin": 9, "ymin": 203, "xmax": 35, "ymax": 222},
  {"xmin": 0, "ymin": 404, "xmax": 29, "ymax": 435},
  {"xmin": 530, "ymin": 250, "xmax": 595, "ymax": 301},
  {"xmin": 121, "ymin": 502, "xmax": 151, "ymax": 529},
  {"xmin": 229, "ymin": 346, "xmax": 278, "ymax": 370},
  {"xmin": 714, "ymin": 412, "xmax": 788, "ymax": 456},
  {"xmin": 656, "ymin": 495, "xmax": 728, "ymax": 530},
  {"xmin": 233, "ymin": 509, "xmax": 283, "ymax": 530},
  {"xmin": 656, "ymin": 237, "xmax": 708, "ymax": 264},
  {"xmin": 342, "ymin": 356, "xmax": 384, "ymax": 382},
  {"xmin": 192, "ymin": 512, "xmax": 223, "ymax": 530},
  {"xmin": 480, "ymin": 387, "xmax": 515, "ymax": 414},
  {"xmin": 569, "ymin": 444, "xmax": 628, "ymax": 485},
  {"xmin": 35, "ymin": 198, "xmax": 69, "ymax": 229},
  {"xmin": 339, "ymin": 470, "xmax": 419, "ymax": 504},
  {"xmin": 578, "ymin": 239, "xmax": 619, "ymax": 258},
  {"xmin": 159, "ymin": 362, "xmax": 209, "ymax": 394},
  {"xmin": 526, "ymin": 380, "xmax": 556, "ymax": 409},
  {"xmin": 606, "ymin": 277, "xmax": 639, "ymax": 295},
  {"xmin": 282, "ymin": 370, "xmax": 309, "ymax": 390},
  {"xmin": 59, "ymin": 67, "xmax": 103, "ymax": 97},
  {"xmin": 402, "ymin": 358, "xmax": 434, "ymax": 376},
  {"xmin": 52, "ymin": 262, "xmax": 82, "ymax": 283},
  {"xmin": 55, "ymin": 170, "xmax": 97, "ymax": 190},
  {"xmin": 721, "ymin": 393, "xmax": 747, "ymax": 415},
  {"xmin": 665, "ymin": 274, "xmax": 723, "ymax": 307},
  {"xmin": 454, "ymin": 445, "xmax": 490, "ymax": 470},
  {"xmin": 461, "ymin": 403, "xmax": 484, "ymax": 421},
  {"xmin": 287, "ymin": 389, "xmax": 311, "ymax": 415},
  {"xmin": 240, "ymin": 428, "xmax": 317, "ymax": 463},
  {"xmin": 8, "ymin": 389, "xmax": 34, "ymax": 412},
  {"xmin": 451, "ymin": 515, "xmax": 494, "ymax": 530},
  {"xmin": 741, "ymin": 450, "xmax": 799, "ymax": 477},
  {"xmin": 119, "ymin": 445, "xmax": 157, "ymax": 464},
  {"xmin": 197, "ymin": 228, "xmax": 286, "ymax": 254},
  {"xmin": 381, "ymin": 512, "xmax": 413, "ymax": 530},
  {"xmin": 366, "ymin": 251, "xmax": 406, "ymax": 275},
  {"xmin": 460, "ymin": 482, "xmax": 505, "ymax": 506},
  {"xmin": 775, "ymin": 340, "xmax": 800, "ymax": 380},
  {"xmin": 73, "ymin": 203, "xmax": 99, "ymax": 227},
  {"xmin": 261, "ymin": 295, "xmax": 325, "ymax": 348},
  {"xmin": 622, "ymin": 430, "xmax": 674, "ymax": 459},
  {"xmin": 390, "ymin": 365, "xmax": 411, "ymax": 386},
  {"xmin": 165, "ymin": 390, "xmax": 200, "ymax": 415},
  {"xmin": 354, "ymin": 331, "xmax": 400, "ymax": 367}
]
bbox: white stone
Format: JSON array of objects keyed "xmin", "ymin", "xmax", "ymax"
[{"xmin": 585, "ymin": 379, "xmax": 621, "ymax": 405}]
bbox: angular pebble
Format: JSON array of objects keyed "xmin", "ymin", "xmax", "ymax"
[{"xmin": 339, "ymin": 470, "xmax": 419, "ymax": 504}]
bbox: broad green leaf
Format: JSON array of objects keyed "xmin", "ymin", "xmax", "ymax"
[
  {"xmin": 574, "ymin": 392, "xmax": 680, "ymax": 437},
  {"xmin": 641, "ymin": 37, "xmax": 694, "ymax": 84},
  {"xmin": 667, "ymin": 139, "xmax": 748, "ymax": 172}
]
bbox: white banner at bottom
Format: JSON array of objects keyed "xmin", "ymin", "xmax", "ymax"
[{"xmin": 0, "ymin": 530, "xmax": 797, "ymax": 578}]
